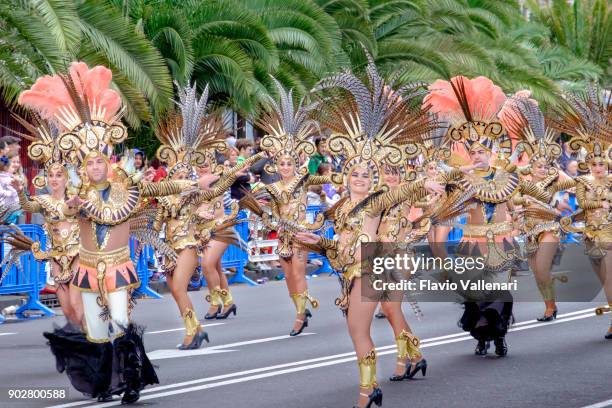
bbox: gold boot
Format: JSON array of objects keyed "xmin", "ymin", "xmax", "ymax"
[
  {"xmin": 217, "ymin": 289, "xmax": 237, "ymax": 319},
  {"xmin": 177, "ymin": 308, "xmax": 209, "ymax": 350},
  {"xmin": 355, "ymin": 349, "xmax": 382, "ymax": 408},
  {"xmin": 289, "ymin": 291, "xmax": 316, "ymax": 336},
  {"xmin": 205, "ymin": 288, "xmax": 222, "ymax": 319},
  {"xmin": 397, "ymin": 330, "xmax": 427, "ymax": 380}
]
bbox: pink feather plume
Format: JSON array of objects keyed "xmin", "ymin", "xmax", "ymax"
[
  {"xmin": 423, "ymin": 76, "xmax": 506, "ymax": 122},
  {"xmin": 18, "ymin": 62, "xmax": 121, "ymax": 128}
]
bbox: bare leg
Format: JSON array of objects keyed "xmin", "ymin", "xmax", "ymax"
[
  {"xmin": 531, "ymin": 233, "xmax": 559, "ymax": 318},
  {"xmin": 202, "ymin": 242, "xmax": 227, "ymax": 314},
  {"xmin": 347, "ymin": 278, "xmax": 378, "ymax": 408},
  {"xmin": 283, "ymin": 248, "xmax": 309, "ymax": 331},
  {"xmin": 50, "ymin": 262, "xmax": 79, "ymax": 325},
  {"xmin": 166, "ymin": 248, "xmax": 203, "ymax": 345},
  {"xmin": 590, "ymin": 248, "xmax": 612, "ymax": 334},
  {"xmin": 432, "ymin": 226, "xmax": 451, "ymax": 258}
]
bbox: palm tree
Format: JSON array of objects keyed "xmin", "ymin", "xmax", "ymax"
[
  {"xmin": 525, "ymin": 0, "xmax": 612, "ymax": 85},
  {"xmin": 0, "ymin": 0, "xmax": 173, "ymax": 128}
]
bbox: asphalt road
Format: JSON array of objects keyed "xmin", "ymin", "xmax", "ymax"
[{"xmin": 0, "ymin": 274, "xmax": 611, "ymax": 408}]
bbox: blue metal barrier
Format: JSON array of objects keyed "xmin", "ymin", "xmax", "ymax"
[
  {"xmin": 130, "ymin": 240, "xmax": 162, "ymax": 299},
  {"xmin": 306, "ymin": 205, "xmax": 335, "ymax": 276},
  {"xmin": 0, "ymin": 224, "xmax": 54, "ymax": 323}
]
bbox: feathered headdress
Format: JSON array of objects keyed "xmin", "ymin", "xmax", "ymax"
[
  {"xmin": 8, "ymin": 112, "xmax": 66, "ymax": 188},
  {"xmin": 18, "ymin": 62, "xmax": 126, "ymax": 166},
  {"xmin": 313, "ymin": 50, "xmax": 435, "ymax": 190},
  {"xmin": 424, "ymin": 76, "xmax": 512, "ymax": 157},
  {"xmin": 155, "ymin": 82, "xmax": 228, "ymax": 177},
  {"xmin": 499, "ymin": 94, "xmax": 561, "ymax": 169},
  {"xmin": 549, "ymin": 84, "xmax": 611, "ymax": 172},
  {"xmin": 416, "ymin": 125, "xmax": 451, "ymax": 172},
  {"xmin": 256, "ymin": 77, "xmax": 318, "ymax": 175}
]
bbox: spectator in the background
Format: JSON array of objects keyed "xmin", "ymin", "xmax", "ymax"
[
  {"xmin": 235, "ymin": 139, "xmax": 254, "ymax": 166},
  {"xmin": 0, "ymin": 139, "xmax": 6, "ymax": 156},
  {"xmin": 227, "ymin": 145, "xmax": 255, "ymax": 200},
  {"xmin": 317, "ymin": 163, "xmax": 341, "ymax": 207},
  {"xmin": 0, "ymin": 152, "xmax": 20, "ymax": 223},
  {"xmin": 226, "ymin": 133, "xmax": 237, "ymax": 149},
  {"xmin": 134, "ymin": 149, "xmax": 147, "ymax": 172},
  {"xmin": 565, "ymin": 160, "xmax": 579, "ymax": 178},
  {"xmin": 0, "ymin": 135, "xmax": 21, "ymax": 156},
  {"xmin": 307, "ymin": 137, "xmax": 329, "ymax": 175},
  {"xmin": 150, "ymin": 158, "xmax": 168, "ymax": 182},
  {"xmin": 559, "ymin": 141, "xmax": 578, "ymax": 171}
]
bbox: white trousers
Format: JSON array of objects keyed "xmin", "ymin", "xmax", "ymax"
[{"xmin": 81, "ymin": 290, "xmax": 129, "ymax": 341}]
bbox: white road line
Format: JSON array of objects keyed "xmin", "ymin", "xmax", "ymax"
[
  {"xmin": 0, "ymin": 332, "xmax": 16, "ymax": 336},
  {"xmin": 580, "ymin": 398, "xmax": 612, "ymax": 408},
  {"xmin": 148, "ymin": 334, "xmax": 316, "ymax": 360},
  {"xmin": 147, "ymin": 323, "xmax": 225, "ymax": 334},
  {"xmin": 47, "ymin": 310, "xmax": 597, "ymax": 408}
]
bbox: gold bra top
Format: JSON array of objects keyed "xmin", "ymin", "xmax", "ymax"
[{"xmin": 33, "ymin": 195, "xmax": 76, "ymax": 223}]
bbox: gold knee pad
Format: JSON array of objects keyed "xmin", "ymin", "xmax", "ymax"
[
  {"xmin": 220, "ymin": 289, "xmax": 233, "ymax": 306},
  {"xmin": 182, "ymin": 308, "xmax": 200, "ymax": 337},
  {"xmin": 205, "ymin": 288, "xmax": 223, "ymax": 307},
  {"xmin": 358, "ymin": 349, "xmax": 378, "ymax": 388},
  {"xmin": 397, "ymin": 329, "xmax": 421, "ymax": 360}
]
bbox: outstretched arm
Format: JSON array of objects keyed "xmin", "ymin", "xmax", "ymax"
[
  {"xmin": 518, "ymin": 180, "xmax": 552, "ymax": 203},
  {"xmin": 17, "ymin": 189, "xmax": 42, "ymax": 213}
]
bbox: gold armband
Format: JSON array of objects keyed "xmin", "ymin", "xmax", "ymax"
[{"xmin": 140, "ymin": 180, "xmax": 196, "ymax": 198}]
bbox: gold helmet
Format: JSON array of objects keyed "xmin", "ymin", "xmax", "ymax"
[
  {"xmin": 256, "ymin": 77, "xmax": 318, "ymax": 175},
  {"xmin": 155, "ymin": 82, "xmax": 227, "ymax": 178},
  {"xmin": 313, "ymin": 51, "xmax": 435, "ymax": 191}
]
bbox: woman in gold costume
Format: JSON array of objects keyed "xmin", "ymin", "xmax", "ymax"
[
  {"xmin": 153, "ymin": 82, "xmax": 262, "ymax": 349},
  {"xmin": 501, "ymin": 95, "xmax": 572, "ymax": 322},
  {"xmin": 247, "ymin": 79, "xmax": 329, "ymax": 336},
  {"xmin": 9, "ymin": 113, "xmax": 82, "ymax": 329},
  {"xmin": 296, "ymin": 54, "xmax": 445, "ymax": 408},
  {"xmin": 555, "ymin": 87, "xmax": 612, "ymax": 339}
]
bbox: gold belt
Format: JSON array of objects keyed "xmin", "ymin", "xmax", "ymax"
[
  {"xmin": 79, "ymin": 246, "xmax": 131, "ymax": 268},
  {"xmin": 461, "ymin": 221, "xmax": 512, "ymax": 238}
]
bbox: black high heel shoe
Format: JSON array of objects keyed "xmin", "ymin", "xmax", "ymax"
[
  {"xmin": 537, "ymin": 309, "xmax": 557, "ymax": 322},
  {"xmin": 494, "ymin": 337, "xmax": 508, "ymax": 356},
  {"xmin": 177, "ymin": 330, "xmax": 210, "ymax": 350},
  {"xmin": 406, "ymin": 359, "xmax": 427, "ymax": 379},
  {"xmin": 216, "ymin": 304, "xmax": 237, "ymax": 319},
  {"xmin": 289, "ymin": 309, "xmax": 312, "ymax": 336},
  {"xmin": 389, "ymin": 360, "xmax": 409, "ymax": 381},
  {"xmin": 205, "ymin": 306, "xmax": 222, "ymax": 320},
  {"xmin": 474, "ymin": 340, "xmax": 490, "ymax": 355},
  {"xmin": 605, "ymin": 326, "xmax": 612, "ymax": 340},
  {"xmin": 353, "ymin": 387, "xmax": 383, "ymax": 408}
]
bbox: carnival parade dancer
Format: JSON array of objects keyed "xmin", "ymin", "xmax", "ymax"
[
  {"xmin": 8, "ymin": 112, "xmax": 83, "ymax": 329},
  {"xmin": 152, "ymin": 82, "xmax": 265, "ymax": 348},
  {"xmin": 424, "ymin": 75, "xmax": 552, "ymax": 357},
  {"xmin": 376, "ymin": 162, "xmax": 429, "ymax": 382},
  {"xmin": 415, "ymin": 130, "xmax": 454, "ymax": 260},
  {"xmin": 295, "ymin": 54, "xmax": 446, "ymax": 408},
  {"xmin": 500, "ymin": 94, "xmax": 573, "ymax": 322},
  {"xmin": 17, "ymin": 62, "xmax": 215, "ymax": 403},
  {"xmin": 244, "ymin": 78, "xmax": 328, "ymax": 336},
  {"xmin": 195, "ymin": 151, "xmax": 265, "ymax": 321},
  {"xmin": 555, "ymin": 86, "xmax": 612, "ymax": 339}
]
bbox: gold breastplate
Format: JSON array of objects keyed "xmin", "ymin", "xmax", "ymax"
[{"xmin": 82, "ymin": 183, "xmax": 141, "ymax": 225}]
